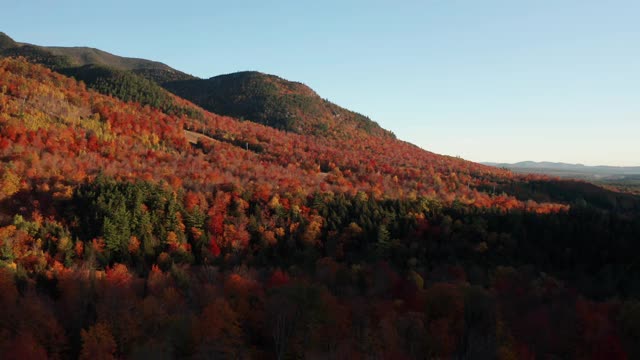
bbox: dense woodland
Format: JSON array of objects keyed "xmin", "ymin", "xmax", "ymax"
[{"xmin": 1, "ymin": 55, "xmax": 640, "ymax": 359}]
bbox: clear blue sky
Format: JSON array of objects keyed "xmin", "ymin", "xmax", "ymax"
[{"xmin": 4, "ymin": 0, "xmax": 639, "ymax": 165}]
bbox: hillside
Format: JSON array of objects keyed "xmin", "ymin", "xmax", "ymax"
[
  {"xmin": 164, "ymin": 71, "xmax": 394, "ymax": 137},
  {"xmin": 1, "ymin": 55, "xmax": 640, "ymax": 358},
  {"xmin": 0, "ymin": 57, "xmax": 535, "ymax": 211}
]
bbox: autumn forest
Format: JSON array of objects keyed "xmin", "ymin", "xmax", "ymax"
[{"xmin": 1, "ymin": 32, "xmax": 640, "ymax": 359}]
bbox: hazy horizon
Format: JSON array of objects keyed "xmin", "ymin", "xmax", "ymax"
[
  {"xmin": 480, "ymin": 160, "xmax": 640, "ymax": 168},
  {"xmin": 4, "ymin": 0, "xmax": 638, "ymax": 166}
]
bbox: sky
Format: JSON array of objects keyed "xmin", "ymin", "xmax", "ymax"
[{"xmin": 3, "ymin": 0, "xmax": 639, "ymax": 166}]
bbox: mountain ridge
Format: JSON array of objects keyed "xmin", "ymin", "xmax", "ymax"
[
  {"xmin": 0, "ymin": 32, "xmax": 195, "ymax": 83},
  {"xmin": 0, "ymin": 31, "xmax": 389, "ymax": 138},
  {"xmin": 165, "ymin": 71, "xmax": 392, "ymax": 137}
]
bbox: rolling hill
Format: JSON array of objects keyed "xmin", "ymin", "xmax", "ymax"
[{"xmin": 164, "ymin": 71, "xmax": 393, "ymax": 137}]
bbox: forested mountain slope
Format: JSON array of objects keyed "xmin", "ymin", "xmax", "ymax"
[{"xmin": 0, "ymin": 55, "xmax": 639, "ymax": 359}]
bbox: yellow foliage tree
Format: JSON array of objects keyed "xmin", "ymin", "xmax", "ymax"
[{"xmin": 0, "ymin": 169, "xmax": 21, "ymax": 200}]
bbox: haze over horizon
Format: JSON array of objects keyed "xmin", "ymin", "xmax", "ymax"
[{"xmin": 3, "ymin": 0, "xmax": 638, "ymax": 166}]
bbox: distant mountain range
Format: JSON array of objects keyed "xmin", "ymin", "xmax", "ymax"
[{"xmin": 483, "ymin": 161, "xmax": 640, "ymax": 179}]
